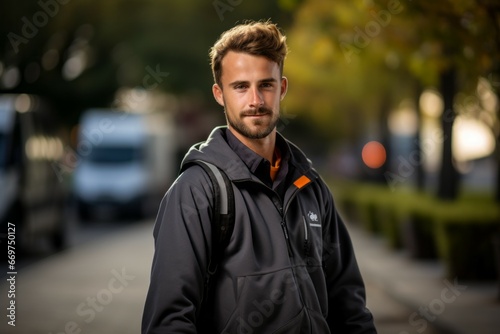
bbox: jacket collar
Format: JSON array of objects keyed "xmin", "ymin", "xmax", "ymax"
[{"xmin": 181, "ymin": 126, "xmax": 316, "ymax": 183}]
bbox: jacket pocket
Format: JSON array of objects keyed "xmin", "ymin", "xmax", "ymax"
[
  {"xmin": 271, "ymin": 308, "xmax": 306, "ymax": 333},
  {"xmin": 302, "ymin": 215, "xmax": 323, "ymax": 267},
  {"xmin": 272, "ymin": 307, "xmax": 330, "ymax": 334},
  {"xmin": 220, "ymin": 268, "xmax": 304, "ymax": 334}
]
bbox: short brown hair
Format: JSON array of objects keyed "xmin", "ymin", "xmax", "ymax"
[{"xmin": 209, "ymin": 20, "xmax": 288, "ymax": 86}]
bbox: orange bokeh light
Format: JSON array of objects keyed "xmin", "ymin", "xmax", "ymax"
[{"xmin": 362, "ymin": 141, "xmax": 386, "ymax": 169}]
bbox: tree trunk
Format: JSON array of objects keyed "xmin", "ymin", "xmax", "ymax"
[
  {"xmin": 380, "ymin": 94, "xmax": 392, "ymax": 184},
  {"xmin": 437, "ymin": 67, "xmax": 459, "ymax": 200},
  {"xmin": 414, "ymin": 81, "xmax": 425, "ymax": 191},
  {"xmin": 491, "ymin": 67, "xmax": 500, "ymax": 203}
]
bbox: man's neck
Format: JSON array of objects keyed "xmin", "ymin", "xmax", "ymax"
[{"xmin": 228, "ymin": 128, "xmax": 276, "ymax": 163}]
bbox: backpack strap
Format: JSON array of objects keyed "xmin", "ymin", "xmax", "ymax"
[
  {"xmin": 193, "ymin": 160, "xmax": 235, "ymax": 275},
  {"xmin": 182, "ymin": 160, "xmax": 235, "ymax": 326}
]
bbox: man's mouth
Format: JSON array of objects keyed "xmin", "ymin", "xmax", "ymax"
[
  {"xmin": 242, "ymin": 108, "xmax": 272, "ymax": 117},
  {"xmin": 245, "ymin": 113, "xmax": 268, "ymax": 117}
]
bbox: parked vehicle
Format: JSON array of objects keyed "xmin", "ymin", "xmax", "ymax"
[
  {"xmin": 72, "ymin": 109, "xmax": 177, "ymax": 220},
  {"xmin": 0, "ymin": 94, "xmax": 67, "ymax": 252}
]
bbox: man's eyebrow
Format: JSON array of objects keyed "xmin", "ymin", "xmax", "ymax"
[
  {"xmin": 229, "ymin": 78, "xmax": 278, "ymax": 87},
  {"xmin": 260, "ymin": 78, "xmax": 278, "ymax": 84},
  {"xmin": 229, "ymin": 80, "xmax": 249, "ymax": 87}
]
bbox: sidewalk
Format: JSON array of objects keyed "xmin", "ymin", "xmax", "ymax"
[
  {"xmin": 0, "ymin": 221, "xmax": 154, "ymax": 334},
  {"xmin": 1, "ymin": 219, "xmax": 498, "ymax": 334},
  {"xmin": 347, "ymin": 222, "xmax": 500, "ymax": 334}
]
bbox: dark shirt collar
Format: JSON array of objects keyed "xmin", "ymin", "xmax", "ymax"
[{"xmin": 225, "ymin": 128, "xmax": 289, "ymax": 191}]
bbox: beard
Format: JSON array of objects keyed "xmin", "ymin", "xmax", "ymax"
[{"xmin": 225, "ymin": 107, "xmax": 280, "ymax": 139}]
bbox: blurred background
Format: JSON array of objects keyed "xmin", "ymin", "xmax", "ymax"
[{"xmin": 0, "ymin": 0, "xmax": 499, "ymax": 333}]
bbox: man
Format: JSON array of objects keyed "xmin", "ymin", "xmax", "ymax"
[{"xmin": 142, "ymin": 20, "xmax": 377, "ymax": 333}]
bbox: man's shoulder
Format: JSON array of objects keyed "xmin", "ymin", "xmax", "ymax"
[{"xmin": 171, "ymin": 163, "xmax": 216, "ymax": 195}]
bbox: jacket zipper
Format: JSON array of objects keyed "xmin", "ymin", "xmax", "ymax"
[
  {"xmin": 303, "ymin": 216, "xmax": 311, "ymax": 264},
  {"xmin": 281, "ymin": 185, "xmax": 309, "ymax": 259},
  {"xmin": 245, "ymin": 177, "xmax": 315, "ymax": 329},
  {"xmin": 283, "ymin": 185, "xmax": 315, "ymax": 331},
  {"xmin": 280, "ymin": 218, "xmax": 294, "ymax": 258},
  {"xmin": 243, "ymin": 179, "xmax": 310, "ymax": 260}
]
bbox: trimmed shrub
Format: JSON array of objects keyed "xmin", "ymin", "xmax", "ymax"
[
  {"xmin": 432, "ymin": 200, "xmax": 500, "ymax": 280},
  {"xmin": 331, "ymin": 180, "xmax": 500, "ymax": 280}
]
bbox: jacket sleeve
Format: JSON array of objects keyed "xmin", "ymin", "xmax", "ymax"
[
  {"xmin": 322, "ymin": 184, "xmax": 377, "ymax": 333},
  {"xmin": 142, "ymin": 167, "xmax": 214, "ymax": 334}
]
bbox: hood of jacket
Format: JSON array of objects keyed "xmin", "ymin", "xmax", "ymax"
[{"xmin": 180, "ymin": 126, "xmax": 316, "ymax": 182}]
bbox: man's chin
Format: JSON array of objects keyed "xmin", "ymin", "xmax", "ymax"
[
  {"xmin": 246, "ymin": 125, "xmax": 276, "ymax": 139},
  {"xmin": 228, "ymin": 116, "xmax": 278, "ymax": 140}
]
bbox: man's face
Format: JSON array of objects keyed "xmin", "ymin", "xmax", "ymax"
[{"xmin": 212, "ymin": 51, "xmax": 288, "ymax": 141}]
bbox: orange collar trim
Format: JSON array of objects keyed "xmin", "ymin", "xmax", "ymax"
[{"xmin": 293, "ymin": 175, "xmax": 311, "ymax": 189}]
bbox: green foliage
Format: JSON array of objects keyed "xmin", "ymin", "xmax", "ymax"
[
  {"xmin": 334, "ymin": 180, "xmax": 500, "ymax": 280},
  {"xmin": 282, "ymin": 0, "xmax": 500, "ymax": 145},
  {"xmin": 283, "ymin": 0, "xmax": 420, "ymax": 141}
]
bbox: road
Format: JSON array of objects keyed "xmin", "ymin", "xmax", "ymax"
[
  {"xmin": 0, "ymin": 216, "xmax": 154, "ymax": 334},
  {"xmin": 0, "ymin": 215, "xmax": 444, "ymax": 334}
]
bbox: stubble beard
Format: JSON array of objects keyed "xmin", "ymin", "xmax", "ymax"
[{"xmin": 226, "ymin": 107, "xmax": 280, "ymax": 139}]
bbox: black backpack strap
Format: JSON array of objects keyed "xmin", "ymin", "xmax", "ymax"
[
  {"xmin": 193, "ymin": 160, "xmax": 235, "ymax": 275},
  {"xmin": 183, "ymin": 160, "xmax": 235, "ymax": 327}
]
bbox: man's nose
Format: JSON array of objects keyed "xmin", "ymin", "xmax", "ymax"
[{"xmin": 249, "ymin": 87, "xmax": 264, "ymax": 108}]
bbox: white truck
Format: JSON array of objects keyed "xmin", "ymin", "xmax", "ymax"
[{"xmin": 73, "ymin": 109, "xmax": 177, "ymax": 220}]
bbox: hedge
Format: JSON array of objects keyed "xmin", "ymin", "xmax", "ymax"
[{"xmin": 331, "ymin": 180, "xmax": 500, "ymax": 281}]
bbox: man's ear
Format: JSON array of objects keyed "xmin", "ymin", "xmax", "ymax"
[
  {"xmin": 280, "ymin": 76, "xmax": 288, "ymax": 101},
  {"xmin": 212, "ymin": 84, "xmax": 225, "ymax": 106}
]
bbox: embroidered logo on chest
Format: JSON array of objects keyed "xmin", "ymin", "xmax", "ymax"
[{"xmin": 308, "ymin": 211, "xmax": 318, "ymax": 222}]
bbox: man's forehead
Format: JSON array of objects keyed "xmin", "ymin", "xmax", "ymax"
[{"xmin": 220, "ymin": 51, "xmax": 280, "ymax": 80}]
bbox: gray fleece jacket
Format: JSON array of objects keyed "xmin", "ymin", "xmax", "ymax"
[{"xmin": 142, "ymin": 126, "xmax": 376, "ymax": 333}]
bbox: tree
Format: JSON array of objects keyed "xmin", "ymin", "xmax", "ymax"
[
  {"xmin": 283, "ymin": 0, "xmax": 500, "ymax": 199},
  {"xmin": 387, "ymin": 0, "xmax": 500, "ymax": 200},
  {"xmin": 283, "ymin": 0, "xmax": 421, "ymax": 181}
]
